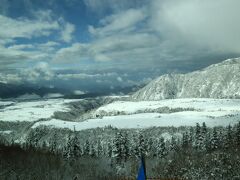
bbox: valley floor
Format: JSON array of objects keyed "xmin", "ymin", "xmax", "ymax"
[{"xmin": 1, "ymin": 98, "xmax": 240, "ymax": 132}]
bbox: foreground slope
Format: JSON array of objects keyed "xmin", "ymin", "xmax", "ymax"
[{"xmin": 132, "ymin": 57, "xmax": 240, "ymax": 100}]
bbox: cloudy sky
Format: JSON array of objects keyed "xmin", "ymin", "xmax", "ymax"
[{"xmin": 0, "ymin": 0, "xmax": 240, "ymax": 92}]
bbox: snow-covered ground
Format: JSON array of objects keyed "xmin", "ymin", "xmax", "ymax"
[
  {"xmin": 1, "ymin": 98, "xmax": 240, "ymax": 130},
  {"xmin": 95, "ymin": 98, "xmax": 240, "ymax": 114},
  {"xmin": 0, "ymin": 99, "xmax": 78, "ymax": 122},
  {"xmin": 0, "ymin": 101, "xmax": 15, "ymax": 107},
  {"xmin": 31, "ymin": 98, "xmax": 240, "ymax": 131},
  {"xmin": 32, "ymin": 111, "xmax": 240, "ymax": 131},
  {"xmin": 0, "ymin": 130, "xmax": 12, "ymax": 134}
]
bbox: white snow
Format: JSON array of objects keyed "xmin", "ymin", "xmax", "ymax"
[
  {"xmin": 16, "ymin": 93, "xmax": 41, "ymax": 100},
  {"xmin": 132, "ymin": 58, "xmax": 240, "ymax": 100},
  {"xmin": 95, "ymin": 98, "xmax": 240, "ymax": 114},
  {"xmin": 0, "ymin": 101, "xmax": 14, "ymax": 106},
  {"xmin": 0, "ymin": 130, "xmax": 12, "ymax": 134},
  {"xmin": 32, "ymin": 110, "xmax": 240, "ymax": 131},
  {"xmin": 0, "ymin": 99, "xmax": 79, "ymax": 122},
  {"xmin": 31, "ymin": 98, "xmax": 240, "ymax": 131},
  {"xmin": 43, "ymin": 93, "xmax": 64, "ymax": 98},
  {"xmin": 1, "ymin": 98, "xmax": 240, "ymax": 130}
]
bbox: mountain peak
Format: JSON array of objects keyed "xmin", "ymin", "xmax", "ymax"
[
  {"xmin": 132, "ymin": 57, "xmax": 240, "ymax": 100},
  {"xmin": 205, "ymin": 57, "xmax": 240, "ymax": 69}
]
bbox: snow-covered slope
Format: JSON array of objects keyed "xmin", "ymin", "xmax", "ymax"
[
  {"xmin": 1, "ymin": 98, "xmax": 240, "ymax": 133},
  {"xmin": 94, "ymin": 98, "xmax": 240, "ymax": 115},
  {"xmin": 0, "ymin": 99, "xmax": 77, "ymax": 122},
  {"xmin": 32, "ymin": 111, "xmax": 240, "ymax": 130},
  {"xmin": 32, "ymin": 98, "xmax": 240, "ymax": 131},
  {"xmin": 132, "ymin": 58, "xmax": 240, "ymax": 100}
]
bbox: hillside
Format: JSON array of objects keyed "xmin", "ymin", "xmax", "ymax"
[{"xmin": 132, "ymin": 58, "xmax": 240, "ymax": 100}]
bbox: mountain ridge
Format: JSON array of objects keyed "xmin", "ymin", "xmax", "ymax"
[{"xmin": 132, "ymin": 57, "xmax": 240, "ymax": 100}]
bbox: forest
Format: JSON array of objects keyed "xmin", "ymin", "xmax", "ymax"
[{"xmin": 0, "ymin": 122, "xmax": 240, "ymax": 179}]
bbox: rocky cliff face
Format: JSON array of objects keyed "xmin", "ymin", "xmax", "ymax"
[{"xmin": 132, "ymin": 58, "xmax": 240, "ymax": 100}]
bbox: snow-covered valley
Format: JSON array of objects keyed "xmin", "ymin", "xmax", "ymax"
[
  {"xmin": 1, "ymin": 58, "xmax": 240, "ymax": 136},
  {"xmin": 30, "ymin": 98, "xmax": 240, "ymax": 131},
  {"xmin": 0, "ymin": 99, "xmax": 78, "ymax": 122},
  {"xmin": 0, "ymin": 98, "xmax": 240, "ymax": 134}
]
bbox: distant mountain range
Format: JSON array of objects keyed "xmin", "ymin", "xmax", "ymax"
[
  {"xmin": 132, "ymin": 57, "xmax": 240, "ymax": 100},
  {"xmin": 0, "ymin": 83, "xmax": 64, "ymax": 99},
  {"xmin": 0, "ymin": 82, "xmax": 142, "ymax": 99}
]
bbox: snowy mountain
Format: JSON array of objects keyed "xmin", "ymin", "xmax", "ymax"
[{"xmin": 132, "ymin": 58, "xmax": 240, "ymax": 100}]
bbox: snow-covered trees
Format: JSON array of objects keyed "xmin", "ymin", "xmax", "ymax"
[
  {"xmin": 112, "ymin": 132, "xmax": 122, "ymax": 165},
  {"xmin": 157, "ymin": 137, "xmax": 167, "ymax": 158},
  {"xmin": 5, "ymin": 121, "xmax": 240, "ymax": 180},
  {"xmin": 63, "ymin": 133, "xmax": 81, "ymax": 160},
  {"xmin": 2, "ymin": 122, "xmax": 240, "ymax": 179},
  {"xmin": 112, "ymin": 131, "xmax": 129, "ymax": 165},
  {"xmin": 235, "ymin": 122, "xmax": 240, "ymax": 146},
  {"xmin": 17, "ymin": 122, "xmax": 240, "ymax": 162},
  {"xmin": 83, "ymin": 139, "xmax": 90, "ymax": 156},
  {"xmin": 210, "ymin": 127, "xmax": 219, "ymax": 151},
  {"xmin": 224, "ymin": 125, "xmax": 233, "ymax": 149}
]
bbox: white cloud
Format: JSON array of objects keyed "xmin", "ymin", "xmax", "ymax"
[
  {"xmin": 21, "ymin": 62, "xmax": 54, "ymax": 82},
  {"xmin": 2, "ymin": 0, "xmax": 240, "ymax": 84},
  {"xmin": 54, "ymin": 32, "xmax": 160, "ymax": 64},
  {"xmin": 151, "ymin": 0, "xmax": 240, "ymax": 53},
  {"xmin": 83, "ymin": 0, "xmax": 145, "ymax": 13},
  {"xmin": 57, "ymin": 73, "xmax": 99, "ymax": 80},
  {"xmin": 0, "ymin": 14, "xmax": 59, "ymax": 40},
  {"xmin": 8, "ymin": 44, "xmax": 35, "ymax": 50},
  {"xmin": 0, "ymin": 10, "xmax": 75, "ymax": 71},
  {"xmin": 42, "ymin": 41, "xmax": 60, "ymax": 47},
  {"xmin": 0, "ymin": 44, "xmax": 48, "ymax": 68},
  {"xmin": 117, "ymin": 77, "xmax": 123, "ymax": 82},
  {"xmin": 52, "ymin": 5, "xmax": 162, "ymax": 66},
  {"xmin": 89, "ymin": 8, "xmax": 146, "ymax": 37},
  {"xmin": 43, "ymin": 93, "xmax": 64, "ymax": 98},
  {"xmin": 53, "ymin": 43, "xmax": 89, "ymax": 63},
  {"xmin": 8, "ymin": 41, "xmax": 60, "ymax": 52},
  {"xmin": 0, "ymin": 73, "xmax": 22, "ymax": 84},
  {"xmin": 57, "ymin": 72, "xmax": 117, "ymax": 80},
  {"xmin": 60, "ymin": 22, "xmax": 75, "ymax": 43},
  {"xmin": 73, "ymin": 90, "xmax": 86, "ymax": 95}
]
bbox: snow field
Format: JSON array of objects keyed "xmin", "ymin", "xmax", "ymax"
[{"xmin": 0, "ymin": 99, "xmax": 78, "ymax": 122}]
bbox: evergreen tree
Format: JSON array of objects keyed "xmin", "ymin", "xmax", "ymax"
[
  {"xmin": 210, "ymin": 127, "xmax": 219, "ymax": 151},
  {"xmin": 194, "ymin": 123, "xmax": 205, "ymax": 150},
  {"xmin": 157, "ymin": 137, "xmax": 167, "ymax": 158},
  {"xmin": 41, "ymin": 141, "xmax": 48, "ymax": 152},
  {"xmin": 83, "ymin": 139, "xmax": 90, "ymax": 156},
  {"xmin": 132, "ymin": 134, "xmax": 140, "ymax": 158},
  {"xmin": 182, "ymin": 132, "xmax": 189, "ymax": 149},
  {"xmin": 138, "ymin": 132, "xmax": 147, "ymax": 157},
  {"xmin": 107, "ymin": 140, "xmax": 112, "ymax": 158},
  {"xmin": 205, "ymin": 132, "xmax": 212, "ymax": 152},
  {"xmin": 71, "ymin": 134, "xmax": 82, "ymax": 158},
  {"xmin": 121, "ymin": 132, "xmax": 129, "ymax": 162},
  {"xmin": 169, "ymin": 136, "xmax": 178, "ymax": 152},
  {"xmin": 235, "ymin": 122, "xmax": 240, "ymax": 147},
  {"xmin": 189, "ymin": 127, "xmax": 194, "ymax": 146},
  {"xmin": 112, "ymin": 132, "xmax": 122, "ymax": 165},
  {"xmin": 49, "ymin": 132, "xmax": 57, "ymax": 154},
  {"xmin": 202, "ymin": 122, "xmax": 207, "ymax": 135},
  {"xmin": 224, "ymin": 125, "xmax": 233, "ymax": 149},
  {"xmin": 64, "ymin": 133, "xmax": 81, "ymax": 160},
  {"xmin": 201, "ymin": 122, "xmax": 208, "ymax": 150},
  {"xmin": 147, "ymin": 137, "xmax": 154, "ymax": 156},
  {"xmin": 195, "ymin": 123, "xmax": 201, "ymax": 136},
  {"xmin": 96, "ymin": 139, "xmax": 103, "ymax": 157},
  {"xmin": 89, "ymin": 144, "xmax": 96, "ymax": 157}
]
